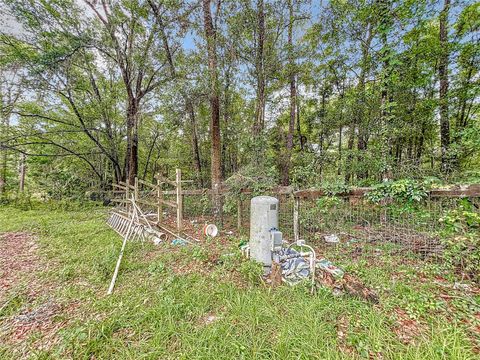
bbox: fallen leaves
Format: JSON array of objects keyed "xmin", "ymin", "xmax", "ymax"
[{"xmin": 392, "ymin": 308, "xmax": 426, "ymax": 345}]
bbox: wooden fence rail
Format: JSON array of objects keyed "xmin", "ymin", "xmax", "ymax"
[{"xmin": 110, "ymin": 169, "xmax": 185, "ymax": 232}]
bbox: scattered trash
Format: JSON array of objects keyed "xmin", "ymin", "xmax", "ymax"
[
  {"xmin": 332, "ymin": 287, "xmax": 343, "ymax": 296},
  {"xmin": 453, "ymin": 282, "xmax": 471, "ymax": 291},
  {"xmin": 324, "ymin": 234, "xmax": 340, "ymax": 243},
  {"xmin": 203, "ymin": 224, "xmax": 218, "ymax": 237},
  {"xmin": 274, "ymin": 248, "xmax": 311, "ymax": 285},
  {"xmin": 316, "ymin": 259, "xmax": 344, "ymax": 279},
  {"xmin": 153, "ymin": 237, "xmax": 163, "ymax": 246},
  {"xmin": 240, "ymin": 244, "xmax": 250, "ymax": 257},
  {"xmin": 315, "ymin": 266, "xmax": 379, "ymax": 303},
  {"xmin": 346, "ymin": 238, "xmax": 360, "ymax": 245},
  {"xmin": 171, "ymin": 238, "xmax": 188, "ymax": 246}
]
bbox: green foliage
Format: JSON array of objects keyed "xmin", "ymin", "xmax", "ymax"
[
  {"xmin": 238, "ymin": 259, "xmax": 264, "ymax": 285},
  {"xmin": 316, "ymin": 196, "xmax": 343, "ymax": 214},
  {"xmin": 321, "ymin": 181, "xmax": 350, "ymax": 196},
  {"xmin": 147, "ymin": 261, "xmax": 166, "ymax": 275},
  {"xmin": 442, "ymin": 234, "xmax": 480, "ymax": 282},
  {"xmin": 439, "ymin": 199, "xmax": 480, "ymax": 281},
  {"xmin": 223, "ymin": 164, "xmax": 277, "ymax": 213},
  {"xmin": 1, "ymin": 0, "xmax": 479, "ymax": 197},
  {"xmin": 12, "ymin": 192, "xmax": 34, "ymax": 210},
  {"xmin": 290, "ymin": 152, "xmax": 320, "ymax": 188},
  {"xmin": 440, "ymin": 202, "xmax": 480, "ymax": 234},
  {"xmin": 366, "ymin": 179, "xmax": 429, "ymax": 204}
]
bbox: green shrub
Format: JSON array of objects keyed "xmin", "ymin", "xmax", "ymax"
[
  {"xmin": 440, "ymin": 199, "xmax": 480, "ymax": 282},
  {"xmin": 238, "ymin": 259, "xmax": 264, "ymax": 285},
  {"xmin": 223, "ymin": 164, "xmax": 277, "ymax": 214},
  {"xmin": 366, "ymin": 179, "xmax": 429, "ymax": 204}
]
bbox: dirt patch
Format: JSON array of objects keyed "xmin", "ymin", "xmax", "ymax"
[
  {"xmin": 197, "ymin": 312, "xmax": 220, "ymax": 327},
  {"xmin": 7, "ymin": 300, "xmax": 63, "ymax": 344},
  {"xmin": 336, "ymin": 315, "xmax": 355, "ymax": 356},
  {"xmin": 392, "ymin": 308, "xmax": 426, "ymax": 345},
  {"xmin": 0, "ymin": 232, "xmax": 40, "ymax": 299},
  {"xmin": 0, "ymin": 232, "xmax": 72, "ymax": 355}
]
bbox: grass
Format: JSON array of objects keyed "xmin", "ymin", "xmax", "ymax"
[{"xmin": 0, "ymin": 204, "xmax": 479, "ymax": 359}]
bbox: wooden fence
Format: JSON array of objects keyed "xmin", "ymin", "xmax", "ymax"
[{"xmin": 111, "ymin": 169, "xmax": 186, "ymax": 232}]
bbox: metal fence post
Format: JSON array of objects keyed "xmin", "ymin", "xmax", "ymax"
[
  {"xmin": 293, "ymin": 195, "xmax": 300, "ymax": 242},
  {"xmin": 237, "ymin": 199, "xmax": 242, "ymax": 232}
]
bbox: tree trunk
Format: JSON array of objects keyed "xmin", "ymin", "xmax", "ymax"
[
  {"xmin": 187, "ymin": 99, "xmax": 203, "ymax": 188},
  {"xmin": 355, "ymin": 23, "xmax": 373, "ymax": 180},
  {"xmin": 0, "ymin": 114, "xmax": 8, "ymax": 195},
  {"xmin": 222, "ymin": 65, "xmax": 233, "ymax": 179},
  {"xmin": 406, "ymin": 138, "xmax": 413, "ymax": 163},
  {"xmin": 338, "ymin": 125, "xmax": 343, "ymax": 176},
  {"xmin": 18, "ymin": 153, "xmax": 26, "ymax": 192},
  {"xmin": 415, "ymin": 124, "xmax": 426, "ymax": 166},
  {"xmin": 439, "ymin": 0, "xmax": 450, "ymax": 173},
  {"xmin": 142, "ymin": 130, "xmax": 159, "ymax": 181},
  {"xmin": 203, "ymin": 0, "xmax": 222, "ymax": 215},
  {"xmin": 125, "ymin": 99, "xmax": 139, "ymax": 185},
  {"xmin": 344, "ymin": 125, "xmax": 355, "ymax": 183},
  {"xmin": 149, "ymin": 1, "xmax": 203, "ymax": 187},
  {"xmin": 378, "ymin": 0, "xmax": 393, "ymax": 180},
  {"xmin": 282, "ymin": 0, "xmax": 295, "ymax": 186},
  {"xmin": 296, "ymin": 82, "xmax": 304, "ymax": 151},
  {"xmin": 253, "ymin": 0, "xmax": 266, "ymax": 136}
]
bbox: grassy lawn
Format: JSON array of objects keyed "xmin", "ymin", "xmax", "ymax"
[{"xmin": 0, "ymin": 205, "xmax": 479, "ymax": 359}]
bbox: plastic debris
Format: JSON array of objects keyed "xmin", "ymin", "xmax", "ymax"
[
  {"xmin": 324, "ymin": 234, "xmax": 340, "ymax": 243},
  {"xmin": 171, "ymin": 238, "xmax": 188, "ymax": 246},
  {"xmin": 274, "ymin": 248, "xmax": 310, "ymax": 285},
  {"xmin": 453, "ymin": 282, "xmax": 471, "ymax": 291},
  {"xmin": 203, "ymin": 224, "xmax": 218, "ymax": 237},
  {"xmin": 316, "ymin": 259, "xmax": 344, "ymax": 279},
  {"xmin": 240, "ymin": 244, "xmax": 250, "ymax": 257}
]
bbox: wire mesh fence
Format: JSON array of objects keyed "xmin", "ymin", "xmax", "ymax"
[
  {"xmin": 179, "ymin": 189, "xmax": 479, "ymax": 272},
  {"xmin": 109, "ymin": 176, "xmax": 480, "ymax": 277}
]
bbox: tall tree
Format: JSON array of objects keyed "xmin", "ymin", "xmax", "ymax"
[
  {"xmin": 281, "ymin": 0, "xmax": 296, "ymax": 186},
  {"xmin": 202, "ymin": 0, "xmax": 222, "ymax": 211},
  {"xmin": 84, "ymin": 0, "xmax": 174, "ymax": 184},
  {"xmin": 0, "ymin": 67, "xmax": 22, "ymax": 194},
  {"xmin": 439, "ymin": 0, "xmax": 451, "ymax": 173},
  {"xmin": 148, "ymin": 0, "xmax": 204, "ymax": 187},
  {"xmin": 253, "ymin": 0, "xmax": 266, "ymax": 136}
]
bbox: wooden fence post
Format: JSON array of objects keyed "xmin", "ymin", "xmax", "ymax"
[
  {"xmin": 293, "ymin": 196, "xmax": 300, "ymax": 242},
  {"xmin": 134, "ymin": 177, "xmax": 139, "ymax": 201},
  {"xmin": 125, "ymin": 180, "xmax": 130, "ymax": 212},
  {"xmin": 157, "ymin": 176, "xmax": 162, "ymax": 224},
  {"xmin": 176, "ymin": 168, "xmax": 183, "ymax": 232}
]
